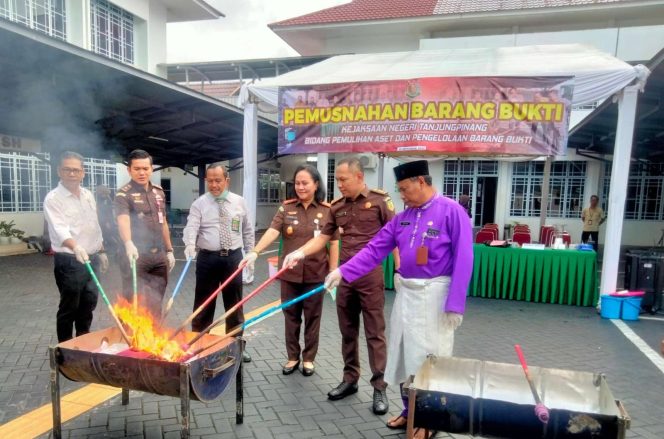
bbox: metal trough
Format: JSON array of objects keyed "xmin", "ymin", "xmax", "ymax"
[
  {"xmin": 50, "ymin": 327, "xmax": 244, "ymax": 439},
  {"xmin": 406, "ymin": 356, "xmax": 630, "ymax": 439}
]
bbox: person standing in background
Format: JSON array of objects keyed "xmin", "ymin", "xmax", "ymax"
[{"xmin": 581, "ymin": 195, "xmax": 606, "ymax": 252}]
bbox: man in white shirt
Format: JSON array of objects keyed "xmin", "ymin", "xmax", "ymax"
[
  {"xmin": 183, "ymin": 163, "xmax": 255, "ymax": 362},
  {"xmin": 44, "ymin": 151, "xmax": 108, "ymax": 342}
]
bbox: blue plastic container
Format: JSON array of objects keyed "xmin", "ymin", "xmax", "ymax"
[
  {"xmin": 600, "ymin": 296, "xmax": 622, "ymax": 319},
  {"xmin": 621, "ymin": 297, "xmax": 642, "ymax": 321}
]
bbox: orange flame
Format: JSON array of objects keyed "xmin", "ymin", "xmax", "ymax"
[{"xmin": 113, "ymin": 298, "xmax": 186, "ymax": 362}]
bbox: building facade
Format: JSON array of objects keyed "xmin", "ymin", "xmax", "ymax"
[
  {"xmin": 260, "ymin": 0, "xmax": 664, "ymax": 246},
  {"xmin": 0, "ymin": 0, "xmax": 221, "ymax": 237}
]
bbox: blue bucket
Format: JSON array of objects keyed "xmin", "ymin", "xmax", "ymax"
[
  {"xmin": 621, "ymin": 297, "xmax": 642, "ymax": 321},
  {"xmin": 600, "ymin": 296, "xmax": 622, "ymax": 319}
]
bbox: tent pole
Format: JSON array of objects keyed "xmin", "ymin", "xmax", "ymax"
[
  {"xmin": 242, "ymin": 102, "xmax": 258, "ymax": 230},
  {"xmin": 600, "ymin": 85, "xmax": 640, "ymax": 301},
  {"xmin": 539, "ymin": 156, "xmax": 552, "ymax": 234}
]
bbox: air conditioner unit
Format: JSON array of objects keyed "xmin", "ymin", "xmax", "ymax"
[{"xmin": 358, "ymin": 154, "xmax": 378, "ymax": 170}]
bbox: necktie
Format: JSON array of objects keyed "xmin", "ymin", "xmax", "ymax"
[{"xmin": 217, "ymin": 198, "xmax": 232, "ymax": 249}]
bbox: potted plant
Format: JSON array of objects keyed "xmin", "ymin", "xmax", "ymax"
[
  {"xmin": 0, "ymin": 220, "xmax": 15, "ymax": 245},
  {"xmin": 10, "ymin": 227, "xmax": 25, "ymax": 244}
]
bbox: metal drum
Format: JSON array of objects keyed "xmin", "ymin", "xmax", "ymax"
[{"xmin": 406, "ymin": 356, "xmax": 630, "ymax": 439}]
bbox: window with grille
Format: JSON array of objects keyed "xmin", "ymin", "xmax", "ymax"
[
  {"xmin": 82, "ymin": 157, "xmax": 117, "ymax": 196},
  {"xmin": 442, "ymin": 160, "xmax": 497, "ymax": 200},
  {"xmin": 0, "ymin": 0, "xmax": 66, "ymax": 40},
  {"xmin": 603, "ymin": 162, "xmax": 664, "ymax": 220},
  {"xmin": 509, "ymin": 161, "xmax": 585, "ymax": 218},
  {"xmin": 257, "ymin": 168, "xmax": 281, "ymax": 203},
  {"xmin": 0, "ymin": 152, "xmax": 51, "ymax": 212},
  {"xmin": 90, "ymin": 0, "xmax": 134, "ymax": 65}
]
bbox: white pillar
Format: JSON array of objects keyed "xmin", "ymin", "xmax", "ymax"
[
  {"xmin": 494, "ymin": 161, "xmax": 512, "ymax": 238},
  {"xmin": 600, "ymin": 85, "xmax": 640, "ymax": 299},
  {"xmin": 539, "ymin": 156, "xmax": 552, "ymax": 231},
  {"xmin": 242, "ymin": 103, "xmax": 258, "ymax": 229}
]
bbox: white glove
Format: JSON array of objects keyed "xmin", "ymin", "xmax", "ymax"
[
  {"xmin": 324, "ymin": 268, "xmax": 343, "ymax": 291},
  {"xmin": 184, "ymin": 244, "xmax": 197, "ymax": 260},
  {"xmin": 239, "ymin": 251, "xmax": 258, "ymax": 270},
  {"xmin": 73, "ymin": 245, "xmax": 89, "ymax": 264},
  {"xmin": 166, "ymin": 252, "xmax": 176, "ymax": 272},
  {"xmin": 124, "ymin": 240, "xmax": 139, "ymax": 262},
  {"xmin": 443, "ymin": 312, "xmax": 463, "ymax": 330},
  {"xmin": 282, "ymin": 249, "xmax": 305, "ymax": 269},
  {"xmin": 98, "ymin": 253, "xmax": 109, "ymax": 273}
]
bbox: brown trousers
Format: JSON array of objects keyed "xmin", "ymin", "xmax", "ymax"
[
  {"xmin": 336, "ymin": 267, "xmax": 387, "ymax": 390},
  {"xmin": 281, "ymin": 280, "xmax": 324, "ymax": 362}
]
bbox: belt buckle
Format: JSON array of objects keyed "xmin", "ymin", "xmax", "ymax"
[
  {"xmin": 219, "ymin": 249, "xmax": 229, "ymax": 257},
  {"xmin": 150, "ymin": 247, "xmax": 159, "ymax": 254}
]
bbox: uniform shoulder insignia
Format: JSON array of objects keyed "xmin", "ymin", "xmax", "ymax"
[
  {"xmin": 321, "ymin": 201, "xmax": 331, "ymax": 208},
  {"xmin": 370, "ymin": 188, "xmax": 387, "ymax": 195},
  {"xmin": 120, "ymin": 184, "xmax": 131, "ymax": 191},
  {"xmin": 283, "ymin": 198, "xmax": 297, "ymax": 205},
  {"xmin": 331, "ymin": 196, "xmax": 344, "ymax": 205},
  {"xmin": 116, "ymin": 192, "xmax": 127, "ymax": 197}
]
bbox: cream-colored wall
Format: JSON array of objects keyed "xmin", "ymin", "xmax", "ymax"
[
  {"xmin": 0, "ymin": 212, "xmax": 45, "ymax": 237},
  {"xmin": 61, "ymin": 0, "xmax": 168, "ymax": 77}
]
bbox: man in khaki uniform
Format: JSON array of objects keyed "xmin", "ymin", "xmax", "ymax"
[
  {"xmin": 115, "ymin": 149, "xmax": 175, "ymax": 318},
  {"xmin": 581, "ymin": 195, "xmax": 606, "ymax": 252}
]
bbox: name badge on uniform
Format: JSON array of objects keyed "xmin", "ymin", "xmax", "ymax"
[
  {"xmin": 416, "ymin": 246, "xmax": 428, "ymax": 265},
  {"xmin": 400, "ymin": 221, "xmax": 411, "ymax": 226},
  {"xmin": 157, "ymin": 211, "xmax": 164, "ymax": 224},
  {"xmin": 231, "ymin": 217, "xmax": 240, "ymax": 232}
]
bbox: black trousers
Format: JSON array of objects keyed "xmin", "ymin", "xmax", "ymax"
[
  {"xmin": 54, "ymin": 253, "xmax": 100, "ymax": 342},
  {"xmin": 581, "ymin": 231, "xmax": 599, "ymax": 252},
  {"xmin": 192, "ymin": 249, "xmax": 244, "ymax": 334}
]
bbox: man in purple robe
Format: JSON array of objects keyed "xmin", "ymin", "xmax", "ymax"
[{"xmin": 324, "ymin": 160, "xmax": 473, "ymax": 432}]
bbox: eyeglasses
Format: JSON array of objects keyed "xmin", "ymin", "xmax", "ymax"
[{"xmin": 61, "ymin": 167, "xmax": 83, "ymax": 175}]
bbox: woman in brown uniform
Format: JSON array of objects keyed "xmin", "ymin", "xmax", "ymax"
[{"xmin": 241, "ymin": 164, "xmax": 339, "ymax": 376}]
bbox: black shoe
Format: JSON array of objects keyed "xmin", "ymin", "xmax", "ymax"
[
  {"xmin": 301, "ymin": 363, "xmax": 315, "ymax": 376},
  {"xmin": 372, "ymin": 388, "xmax": 389, "ymax": 415},
  {"xmin": 242, "ymin": 351, "xmax": 252, "ymax": 363},
  {"xmin": 327, "ymin": 381, "xmax": 358, "ymax": 400},
  {"xmin": 282, "ymin": 360, "xmax": 300, "ymax": 375}
]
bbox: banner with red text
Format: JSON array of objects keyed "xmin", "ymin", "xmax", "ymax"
[{"xmin": 277, "ymin": 77, "xmax": 573, "ymax": 156}]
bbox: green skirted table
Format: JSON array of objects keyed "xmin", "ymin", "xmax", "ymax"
[{"xmin": 468, "ymin": 244, "xmax": 599, "ymax": 306}]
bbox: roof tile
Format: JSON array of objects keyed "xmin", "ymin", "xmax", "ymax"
[{"xmin": 271, "ymin": 0, "xmax": 629, "ymax": 27}]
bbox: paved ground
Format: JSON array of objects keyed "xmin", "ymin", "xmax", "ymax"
[{"xmin": 0, "ymin": 248, "xmax": 663, "ymax": 438}]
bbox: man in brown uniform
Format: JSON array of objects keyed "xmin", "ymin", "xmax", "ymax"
[
  {"xmin": 115, "ymin": 149, "xmax": 175, "ymax": 318},
  {"xmin": 283, "ymin": 157, "xmax": 395, "ymax": 415}
]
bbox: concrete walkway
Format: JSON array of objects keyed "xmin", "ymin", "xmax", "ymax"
[{"xmin": 0, "ymin": 250, "xmax": 662, "ymax": 438}]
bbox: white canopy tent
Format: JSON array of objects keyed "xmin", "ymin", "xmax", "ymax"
[{"xmin": 240, "ymin": 44, "xmax": 649, "ymax": 301}]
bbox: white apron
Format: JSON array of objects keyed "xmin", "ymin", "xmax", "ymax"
[{"xmin": 384, "ymin": 274, "xmax": 454, "ymax": 386}]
